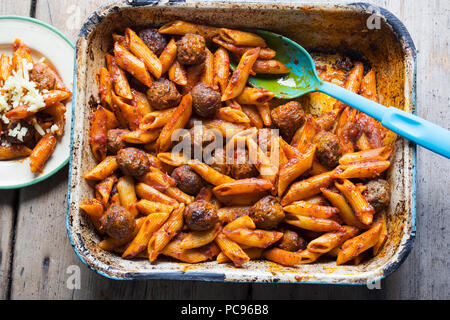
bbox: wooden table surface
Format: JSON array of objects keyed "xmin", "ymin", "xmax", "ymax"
[{"xmin": 0, "ymin": 0, "xmax": 449, "ymax": 300}]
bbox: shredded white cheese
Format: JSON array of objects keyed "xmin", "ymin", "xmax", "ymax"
[
  {"xmin": 34, "ymin": 122, "xmax": 45, "ymax": 136},
  {"xmin": 50, "ymin": 124, "xmax": 59, "ymax": 134},
  {"xmin": 7, "ymin": 122, "xmax": 28, "ymax": 142},
  {"xmin": 0, "ymin": 59, "xmax": 45, "ymax": 114}
]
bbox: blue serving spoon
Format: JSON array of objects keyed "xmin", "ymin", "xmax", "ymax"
[{"xmin": 245, "ymin": 30, "xmax": 450, "ymax": 158}]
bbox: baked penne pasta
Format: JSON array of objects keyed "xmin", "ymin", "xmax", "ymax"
[
  {"xmin": 263, "ymin": 248, "xmax": 322, "ymax": 266},
  {"xmin": 335, "ymin": 179, "xmax": 375, "ymax": 225},
  {"xmin": 339, "ymin": 146, "xmax": 393, "ymax": 165},
  {"xmin": 158, "ymin": 20, "xmax": 220, "ymax": 39},
  {"xmin": 97, "ymin": 67, "xmax": 113, "ymax": 108},
  {"xmin": 159, "ymin": 38, "xmax": 177, "ymax": 75},
  {"xmin": 215, "ymin": 233, "xmax": 249, "ymax": 267},
  {"xmin": 188, "ymin": 159, "xmax": 235, "ymax": 185},
  {"xmin": 168, "ymin": 60, "xmax": 188, "ymax": 85},
  {"xmin": 283, "ymin": 200, "xmax": 339, "ymax": 219},
  {"xmin": 252, "ymin": 59, "xmax": 289, "ymax": 74},
  {"xmin": 80, "ymin": 199, "xmax": 105, "ymax": 233},
  {"xmin": 219, "ymin": 28, "xmax": 267, "ymax": 47},
  {"xmin": 285, "ymin": 214, "xmax": 341, "ymax": 232},
  {"xmin": 307, "ymin": 225, "xmax": 360, "ymax": 253},
  {"xmin": 213, "ymin": 47, "xmax": 230, "ymax": 93},
  {"xmin": 95, "ymin": 174, "xmax": 117, "ymax": 206},
  {"xmin": 83, "ymin": 156, "xmax": 118, "ymax": 180},
  {"xmin": 106, "ymin": 54, "xmax": 132, "ymax": 100},
  {"xmin": 223, "ymin": 228, "xmax": 283, "ymax": 248},
  {"xmin": 235, "ymin": 87, "xmax": 275, "ymax": 105},
  {"xmin": 89, "ymin": 106, "xmax": 108, "ymax": 161},
  {"xmin": 222, "ymin": 47, "xmax": 260, "ymax": 101},
  {"xmin": 135, "ymin": 182, "xmax": 178, "ymax": 206},
  {"xmin": 29, "ymin": 133, "xmax": 56, "ymax": 173},
  {"xmin": 136, "ymin": 199, "xmax": 175, "ymax": 215},
  {"xmin": 114, "ymin": 42, "xmax": 153, "ymax": 87},
  {"xmin": 0, "ymin": 145, "xmax": 32, "ymax": 160},
  {"xmin": 116, "ymin": 176, "xmax": 138, "ymax": 217},
  {"xmin": 125, "ymin": 28, "xmax": 162, "ymax": 78},
  {"xmin": 281, "ymin": 171, "xmax": 334, "ymax": 205},
  {"xmin": 179, "ymin": 224, "xmax": 221, "ymax": 250},
  {"xmin": 333, "ymin": 160, "xmax": 390, "ymax": 179}
]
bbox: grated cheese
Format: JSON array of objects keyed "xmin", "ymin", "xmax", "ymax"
[{"xmin": 7, "ymin": 122, "xmax": 28, "ymax": 142}]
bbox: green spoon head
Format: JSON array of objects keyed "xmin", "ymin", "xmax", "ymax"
[{"xmin": 231, "ymin": 29, "xmax": 321, "ymax": 99}]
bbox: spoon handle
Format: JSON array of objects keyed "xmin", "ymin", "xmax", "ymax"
[{"xmin": 319, "ymin": 81, "xmax": 450, "ymax": 158}]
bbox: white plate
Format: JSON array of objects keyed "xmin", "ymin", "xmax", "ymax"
[{"xmin": 0, "ymin": 16, "xmax": 74, "ymax": 189}]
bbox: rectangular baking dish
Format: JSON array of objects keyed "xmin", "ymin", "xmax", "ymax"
[{"xmin": 68, "ymin": 0, "xmax": 416, "ymax": 284}]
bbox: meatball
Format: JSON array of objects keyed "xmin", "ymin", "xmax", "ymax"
[
  {"xmin": 30, "ymin": 62, "xmax": 56, "ymax": 91},
  {"xmin": 116, "ymin": 147, "xmax": 150, "ymax": 177},
  {"xmin": 107, "ymin": 129, "xmax": 130, "ymax": 155},
  {"xmin": 231, "ymin": 149, "xmax": 258, "ymax": 179},
  {"xmin": 99, "ymin": 204, "xmax": 135, "ymax": 240},
  {"xmin": 314, "ymin": 131, "xmax": 342, "ymax": 168},
  {"xmin": 176, "ymin": 33, "xmax": 206, "ymax": 66},
  {"xmin": 138, "ymin": 28, "xmax": 168, "ymax": 56},
  {"xmin": 4, "ymin": 120, "xmax": 34, "ymax": 144},
  {"xmin": 184, "ymin": 200, "xmax": 218, "ymax": 231},
  {"xmin": 171, "ymin": 165, "xmax": 206, "ymax": 196},
  {"xmin": 191, "ymin": 83, "xmax": 221, "ymax": 118},
  {"xmin": 146, "ymin": 78, "xmax": 182, "ymax": 110},
  {"xmin": 277, "ymin": 229, "xmax": 306, "ymax": 252},
  {"xmin": 251, "ymin": 196, "xmax": 285, "ymax": 229},
  {"xmin": 271, "ymin": 101, "xmax": 306, "ymax": 141},
  {"xmin": 364, "ymin": 179, "xmax": 391, "ymax": 213}
]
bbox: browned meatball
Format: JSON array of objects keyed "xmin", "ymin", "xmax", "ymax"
[
  {"xmin": 314, "ymin": 131, "xmax": 342, "ymax": 168},
  {"xmin": 364, "ymin": 179, "xmax": 391, "ymax": 213},
  {"xmin": 30, "ymin": 62, "xmax": 56, "ymax": 91},
  {"xmin": 251, "ymin": 196, "xmax": 285, "ymax": 229},
  {"xmin": 177, "ymin": 33, "xmax": 206, "ymax": 66},
  {"xmin": 184, "ymin": 200, "xmax": 219, "ymax": 231},
  {"xmin": 107, "ymin": 129, "xmax": 130, "ymax": 155},
  {"xmin": 191, "ymin": 83, "xmax": 221, "ymax": 118},
  {"xmin": 146, "ymin": 78, "xmax": 181, "ymax": 110},
  {"xmin": 171, "ymin": 165, "xmax": 206, "ymax": 196},
  {"xmin": 99, "ymin": 204, "xmax": 135, "ymax": 240},
  {"xmin": 138, "ymin": 28, "xmax": 168, "ymax": 56},
  {"xmin": 231, "ymin": 149, "xmax": 258, "ymax": 179},
  {"xmin": 277, "ymin": 229, "xmax": 306, "ymax": 252},
  {"xmin": 4, "ymin": 120, "xmax": 34, "ymax": 144},
  {"xmin": 271, "ymin": 101, "xmax": 306, "ymax": 141},
  {"xmin": 116, "ymin": 147, "xmax": 150, "ymax": 177}
]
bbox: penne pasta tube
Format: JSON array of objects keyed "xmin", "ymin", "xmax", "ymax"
[
  {"xmin": 122, "ymin": 212, "xmax": 170, "ymax": 259},
  {"xmin": 131, "ymin": 88, "xmax": 152, "ymax": 117},
  {"xmin": 162, "ymin": 238, "xmax": 220, "ymax": 263},
  {"xmin": 336, "ymin": 222, "xmax": 382, "ymax": 265},
  {"xmin": 125, "ymin": 28, "xmax": 162, "ymax": 78},
  {"xmin": 156, "ymin": 94, "xmax": 192, "ymax": 152},
  {"xmin": 285, "ymin": 214, "xmax": 342, "ymax": 232},
  {"xmin": 117, "ymin": 176, "xmax": 138, "ymax": 217},
  {"xmin": 0, "ymin": 144, "xmax": 32, "ymax": 160},
  {"xmin": 135, "ymin": 182, "xmax": 178, "ymax": 206},
  {"xmin": 165, "ymin": 186, "xmax": 194, "ymax": 204},
  {"xmin": 222, "ymin": 47, "xmax": 260, "ymax": 101},
  {"xmin": 0, "ymin": 54, "xmax": 12, "ymax": 85},
  {"xmin": 333, "ymin": 160, "xmax": 391, "ymax": 179},
  {"xmin": 263, "ymin": 248, "xmax": 322, "ymax": 266},
  {"xmin": 219, "ymin": 28, "xmax": 267, "ymax": 47},
  {"xmin": 241, "ymin": 105, "xmax": 263, "ymax": 128},
  {"xmin": 223, "ymin": 228, "xmax": 283, "ymax": 248},
  {"xmin": 12, "ymin": 39, "xmax": 33, "ymax": 72},
  {"xmin": 255, "ymin": 102, "xmax": 272, "ymax": 126},
  {"xmin": 80, "ymin": 199, "xmax": 104, "ymax": 233},
  {"xmin": 307, "ymin": 225, "xmax": 360, "ymax": 253},
  {"xmin": 215, "ymin": 233, "xmax": 249, "ymax": 267},
  {"xmin": 212, "ymin": 178, "xmax": 273, "ymax": 204},
  {"xmin": 121, "ymin": 129, "xmax": 160, "ymax": 144},
  {"xmin": 278, "ymin": 144, "xmax": 316, "ymax": 196},
  {"xmin": 44, "ymin": 103, "xmax": 66, "ymax": 137},
  {"xmin": 246, "ymin": 136, "xmax": 278, "ymax": 184},
  {"xmin": 320, "ymin": 187, "xmax": 367, "ymax": 229},
  {"xmin": 106, "ymin": 54, "xmax": 132, "ymax": 100},
  {"xmin": 281, "ymin": 171, "xmax": 334, "ymax": 205},
  {"xmin": 179, "ymin": 224, "xmax": 221, "ymax": 250},
  {"xmin": 216, "ymin": 107, "xmax": 250, "ymax": 124},
  {"xmin": 83, "ymin": 156, "xmax": 119, "ymax": 180},
  {"xmin": 235, "ymin": 87, "xmax": 275, "ymax": 105},
  {"xmin": 95, "ymin": 174, "xmax": 117, "ymax": 206},
  {"xmin": 195, "ymin": 186, "xmax": 213, "ymax": 202},
  {"xmin": 212, "ymin": 36, "xmax": 276, "ymax": 60},
  {"xmin": 213, "ymin": 47, "xmax": 230, "ymax": 93},
  {"xmin": 159, "ymin": 38, "xmax": 177, "ymax": 75},
  {"xmin": 335, "ymin": 179, "xmax": 375, "ymax": 225},
  {"xmin": 188, "ymin": 159, "xmax": 235, "ymax": 185},
  {"xmin": 217, "ymin": 247, "xmax": 263, "ymax": 263},
  {"xmin": 136, "ymin": 199, "xmax": 175, "ymax": 216},
  {"xmin": 29, "ymin": 133, "xmax": 56, "ymax": 173},
  {"xmin": 339, "ymin": 146, "xmax": 393, "ymax": 165},
  {"xmin": 114, "ymin": 42, "xmax": 153, "ymax": 87},
  {"xmin": 283, "ymin": 200, "xmax": 339, "ymax": 219},
  {"xmin": 252, "ymin": 59, "xmax": 289, "ymax": 74},
  {"xmin": 334, "ymin": 61, "xmax": 364, "ymax": 110},
  {"xmin": 168, "ymin": 60, "xmax": 188, "ymax": 85},
  {"xmin": 89, "ymin": 106, "xmax": 108, "ymax": 162},
  {"xmin": 201, "ymin": 48, "xmax": 214, "ymax": 86},
  {"xmin": 158, "ymin": 20, "xmax": 220, "ymax": 39},
  {"xmin": 140, "ymin": 107, "xmax": 177, "ymax": 130},
  {"xmin": 157, "ymin": 152, "xmax": 188, "ymax": 167},
  {"xmin": 223, "ymin": 216, "xmax": 256, "ymax": 232},
  {"xmin": 147, "ymin": 203, "xmax": 185, "ymax": 262}
]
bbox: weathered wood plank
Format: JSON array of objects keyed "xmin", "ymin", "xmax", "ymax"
[{"xmin": 0, "ymin": 0, "xmax": 32, "ymax": 301}]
